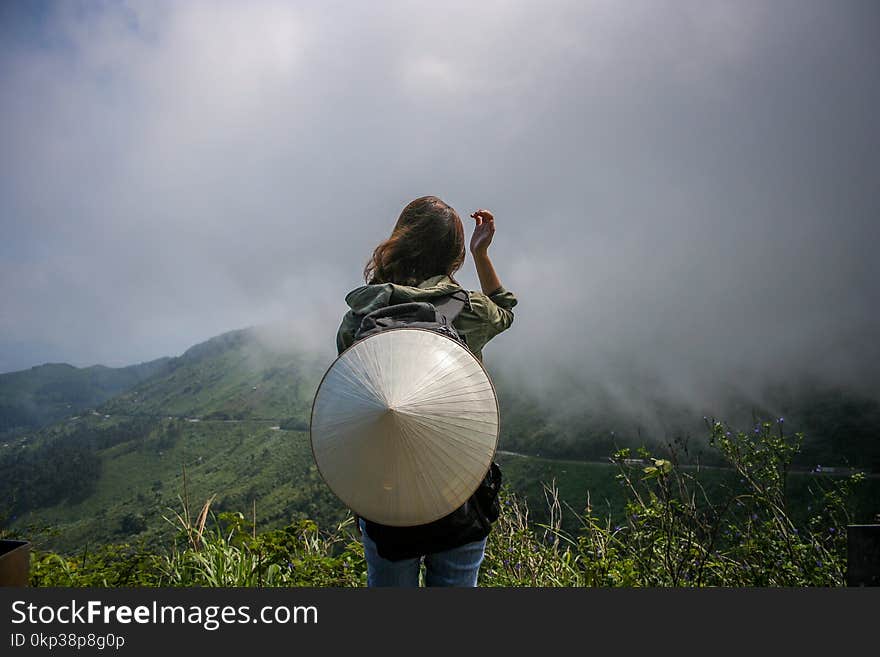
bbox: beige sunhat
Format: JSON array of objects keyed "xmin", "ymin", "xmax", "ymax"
[{"xmin": 310, "ymin": 327, "xmax": 499, "ymax": 526}]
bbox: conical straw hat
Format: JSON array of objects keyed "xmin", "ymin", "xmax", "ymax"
[{"xmin": 310, "ymin": 327, "xmax": 499, "ymax": 526}]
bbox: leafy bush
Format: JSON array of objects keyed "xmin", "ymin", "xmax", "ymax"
[
  {"xmin": 30, "ymin": 543, "xmax": 164, "ymax": 587},
  {"xmin": 482, "ymin": 418, "xmax": 863, "ymax": 586}
]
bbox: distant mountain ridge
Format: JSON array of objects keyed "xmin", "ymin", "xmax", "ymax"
[
  {"xmin": 0, "ymin": 357, "xmax": 173, "ymax": 437},
  {"xmin": 98, "ymin": 326, "xmax": 327, "ymax": 426},
  {"xmin": 3, "ymin": 325, "xmax": 878, "ymax": 468}
]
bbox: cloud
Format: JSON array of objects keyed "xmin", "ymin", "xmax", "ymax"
[{"xmin": 1, "ymin": 1, "xmax": 878, "ymax": 426}]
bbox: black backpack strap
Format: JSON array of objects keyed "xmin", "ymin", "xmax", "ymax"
[{"xmin": 431, "ymin": 289, "xmax": 469, "ymax": 324}]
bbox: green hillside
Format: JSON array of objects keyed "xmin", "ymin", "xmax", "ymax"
[
  {"xmin": 7, "ymin": 415, "xmax": 878, "ymax": 555},
  {"xmin": 0, "ymin": 358, "xmax": 172, "ymax": 437},
  {"xmin": 2, "ymin": 323, "xmax": 878, "ymax": 555},
  {"xmin": 99, "ymin": 327, "xmax": 326, "ymax": 425},
  {"xmin": 23, "ymin": 425, "xmax": 878, "ymax": 588},
  {"xmin": 5, "ymin": 415, "xmax": 343, "ymax": 553}
]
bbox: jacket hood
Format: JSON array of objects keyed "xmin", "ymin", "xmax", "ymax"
[{"xmin": 343, "ymin": 274, "xmax": 464, "ymax": 315}]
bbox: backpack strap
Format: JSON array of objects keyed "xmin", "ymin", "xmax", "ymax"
[{"xmin": 431, "ymin": 289, "xmax": 469, "ymax": 324}]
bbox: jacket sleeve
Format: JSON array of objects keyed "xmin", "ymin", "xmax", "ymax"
[
  {"xmin": 466, "ymin": 285, "xmax": 518, "ymax": 342},
  {"xmin": 336, "ymin": 310, "xmax": 359, "ymax": 356}
]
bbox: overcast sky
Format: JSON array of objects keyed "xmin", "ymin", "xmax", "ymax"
[{"xmin": 1, "ymin": 0, "xmax": 878, "ymax": 415}]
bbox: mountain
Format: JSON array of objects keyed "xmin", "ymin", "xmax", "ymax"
[
  {"xmin": 1, "ymin": 324, "xmax": 878, "ymax": 553},
  {"xmin": 98, "ymin": 326, "xmax": 327, "ymax": 426},
  {"xmin": 0, "ymin": 357, "xmax": 173, "ymax": 437},
  {"xmin": 1, "ymin": 326, "xmax": 336, "ymax": 552},
  {"xmin": 494, "ymin": 369, "xmax": 880, "ymax": 471}
]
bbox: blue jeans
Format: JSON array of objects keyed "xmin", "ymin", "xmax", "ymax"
[{"xmin": 359, "ymin": 518, "xmax": 487, "ymax": 587}]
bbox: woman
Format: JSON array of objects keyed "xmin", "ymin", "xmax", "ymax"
[{"xmin": 335, "ymin": 195, "xmax": 518, "ymax": 587}]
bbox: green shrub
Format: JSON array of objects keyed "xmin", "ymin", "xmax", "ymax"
[
  {"xmin": 483, "ymin": 418, "xmax": 863, "ymax": 586},
  {"xmin": 30, "ymin": 543, "xmax": 163, "ymax": 587}
]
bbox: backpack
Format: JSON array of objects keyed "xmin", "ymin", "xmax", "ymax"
[
  {"xmin": 352, "ymin": 290, "xmax": 471, "ymax": 346},
  {"xmin": 350, "ymin": 289, "xmax": 504, "ymax": 561}
]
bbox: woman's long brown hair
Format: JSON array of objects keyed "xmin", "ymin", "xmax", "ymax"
[{"xmin": 363, "ymin": 196, "xmax": 466, "ymax": 286}]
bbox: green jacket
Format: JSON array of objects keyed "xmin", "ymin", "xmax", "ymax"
[{"xmin": 336, "ymin": 274, "xmax": 518, "ymax": 363}]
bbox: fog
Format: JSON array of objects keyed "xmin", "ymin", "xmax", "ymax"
[{"xmin": 1, "ymin": 1, "xmax": 878, "ymax": 426}]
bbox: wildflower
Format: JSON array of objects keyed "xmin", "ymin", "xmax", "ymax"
[
  {"xmin": 614, "ymin": 525, "xmax": 623, "ymax": 532},
  {"xmin": 778, "ymin": 417, "xmax": 784, "ymax": 423},
  {"xmin": 816, "ymin": 560, "xmax": 823, "ymax": 568},
  {"xmin": 751, "ymin": 513, "xmax": 758, "ymax": 520},
  {"xmin": 829, "ymin": 527, "xmax": 836, "ymax": 534}
]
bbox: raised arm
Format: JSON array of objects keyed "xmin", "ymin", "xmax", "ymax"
[{"xmin": 469, "ymin": 209, "xmax": 504, "ymax": 296}]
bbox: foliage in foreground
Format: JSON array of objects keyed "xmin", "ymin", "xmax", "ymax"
[
  {"xmin": 483, "ymin": 419, "xmax": 863, "ymax": 586},
  {"xmin": 29, "ymin": 420, "xmax": 865, "ymax": 587}
]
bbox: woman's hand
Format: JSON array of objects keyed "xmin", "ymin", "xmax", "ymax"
[
  {"xmin": 469, "ymin": 209, "xmax": 504, "ymax": 295},
  {"xmin": 469, "ymin": 209, "xmax": 495, "ymax": 255}
]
